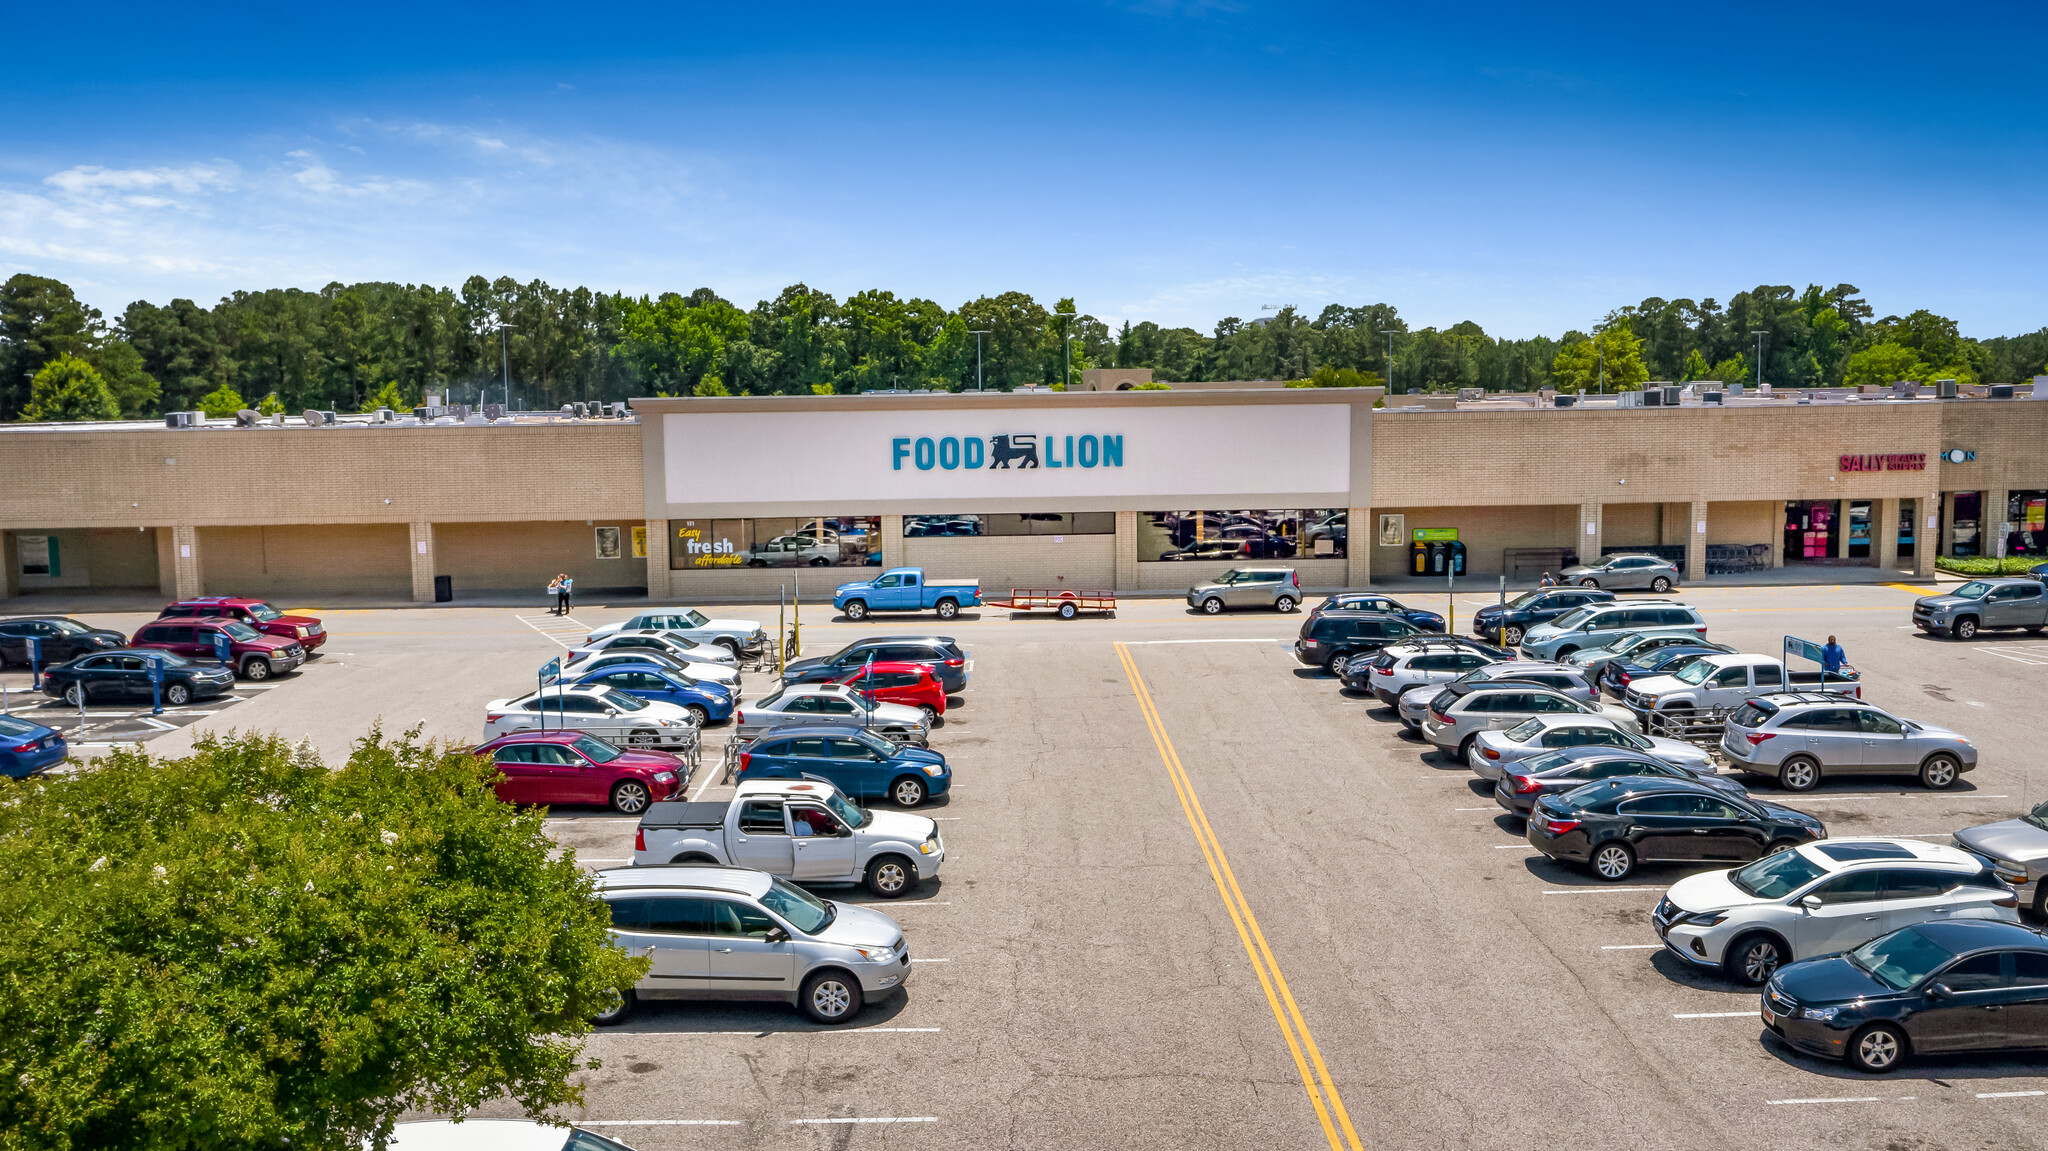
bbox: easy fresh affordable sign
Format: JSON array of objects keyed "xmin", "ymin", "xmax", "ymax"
[{"xmin": 891, "ymin": 433, "xmax": 1124, "ymax": 472}]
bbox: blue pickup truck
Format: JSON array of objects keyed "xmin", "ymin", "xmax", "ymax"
[{"xmin": 834, "ymin": 567, "xmax": 982, "ymax": 621}]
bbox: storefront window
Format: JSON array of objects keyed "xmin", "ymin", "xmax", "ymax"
[
  {"xmin": 671, "ymin": 517, "xmax": 880, "ymax": 569},
  {"xmin": 2005, "ymin": 491, "xmax": 2048, "ymax": 557},
  {"xmin": 1951, "ymin": 492, "xmax": 1982, "ymax": 558},
  {"xmin": 1897, "ymin": 498, "xmax": 1916, "ymax": 559},
  {"xmin": 904, "ymin": 513, "xmax": 1113, "ymax": 537},
  {"xmin": 1138, "ymin": 510, "xmax": 1346, "ymax": 562},
  {"xmin": 1847, "ymin": 501, "xmax": 1872, "ymax": 559}
]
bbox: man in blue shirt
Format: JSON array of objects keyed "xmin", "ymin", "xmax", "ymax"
[{"xmin": 1821, "ymin": 635, "xmax": 1847, "ymax": 675}]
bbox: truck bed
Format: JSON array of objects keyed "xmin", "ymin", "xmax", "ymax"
[
  {"xmin": 638, "ymin": 801, "xmax": 727, "ymax": 829},
  {"xmin": 927, "ymin": 579, "xmax": 980, "ymax": 588}
]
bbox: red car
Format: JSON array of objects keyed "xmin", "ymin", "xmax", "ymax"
[
  {"xmin": 158, "ymin": 597, "xmax": 328, "ymax": 652},
  {"xmin": 130, "ymin": 617, "xmax": 305, "ymax": 680},
  {"xmin": 827, "ymin": 660, "xmax": 948, "ymax": 723},
  {"xmin": 473, "ymin": 730, "xmax": 688, "ymax": 814}
]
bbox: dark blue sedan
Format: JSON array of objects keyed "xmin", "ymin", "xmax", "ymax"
[
  {"xmin": 568, "ymin": 662, "xmax": 736, "ymax": 724},
  {"xmin": 736, "ymin": 723, "xmax": 950, "ymax": 807},
  {"xmin": 0, "ymin": 714, "xmax": 67, "ymax": 778},
  {"xmin": 1309, "ymin": 593, "xmax": 1446, "ymax": 632}
]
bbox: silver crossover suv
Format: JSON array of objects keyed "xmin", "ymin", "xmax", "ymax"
[
  {"xmin": 1421, "ymin": 680, "xmax": 1641, "ymax": 765},
  {"xmin": 1559, "ymin": 553, "xmax": 1682, "ymax": 591},
  {"xmin": 1720, "ymin": 692, "xmax": 1977, "ymax": 792},
  {"xmin": 592, "ymin": 865, "xmax": 913, "ymax": 1025},
  {"xmin": 1187, "ymin": 567, "xmax": 1301, "ymax": 614}
]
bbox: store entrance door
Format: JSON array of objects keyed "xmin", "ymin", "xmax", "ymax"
[{"xmin": 1784, "ymin": 500, "xmax": 1841, "ymax": 562}]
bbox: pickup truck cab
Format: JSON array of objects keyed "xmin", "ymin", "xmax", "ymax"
[
  {"xmin": 834, "ymin": 568, "xmax": 982, "ymax": 621},
  {"xmin": 632, "ymin": 778, "xmax": 944, "ymax": 897},
  {"xmin": 158, "ymin": 597, "xmax": 327, "ymax": 652},
  {"xmin": 1625, "ymin": 653, "xmax": 1859, "ymax": 716},
  {"xmin": 1913, "ymin": 578, "xmax": 2048, "ymax": 640}
]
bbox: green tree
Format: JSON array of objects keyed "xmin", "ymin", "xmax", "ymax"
[
  {"xmin": 257, "ymin": 391, "xmax": 286, "ymax": 415},
  {"xmin": 196, "ymin": 384, "xmax": 249, "ymax": 417},
  {"xmin": 0, "ymin": 274, "xmax": 101, "ymax": 419},
  {"xmin": 361, "ymin": 380, "xmax": 413, "ymax": 412},
  {"xmin": 18, "ymin": 353, "xmax": 120, "ymax": 422},
  {"xmin": 1706, "ymin": 356, "xmax": 1749, "ymax": 385},
  {"xmin": 1679, "ymin": 349, "xmax": 1711, "ymax": 382},
  {"xmin": 1842, "ymin": 342, "xmax": 1925, "ymax": 389},
  {"xmin": 1286, "ymin": 365, "xmax": 1384, "ymax": 388},
  {"xmin": 0, "ymin": 729, "xmax": 642, "ymax": 1151},
  {"xmin": 1550, "ymin": 319, "xmax": 1649, "ymax": 393}
]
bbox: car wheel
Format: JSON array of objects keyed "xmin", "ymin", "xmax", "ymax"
[
  {"xmin": 1848, "ymin": 1023, "xmax": 1908, "ymax": 1073},
  {"xmin": 1579, "ymin": 578, "xmax": 1600, "ymax": 588},
  {"xmin": 1554, "ymin": 646, "xmax": 1579, "ymax": 660},
  {"xmin": 164, "ymin": 683, "xmax": 192, "ymax": 706},
  {"xmin": 1501, "ymin": 625, "xmax": 1524, "ymax": 646},
  {"xmin": 715, "ymin": 638, "xmax": 741, "ymax": 659},
  {"xmin": 1918, "ymin": 753, "xmax": 1961, "ymax": 790},
  {"xmin": 918, "ymin": 704, "xmax": 938, "ymax": 725},
  {"xmin": 865, "ymin": 854, "xmax": 915, "ymax": 898},
  {"xmin": 890, "ymin": 775, "xmax": 928, "ymax": 807},
  {"xmin": 1458, "ymin": 735, "xmax": 1479, "ymax": 766},
  {"xmin": 1777, "ymin": 756, "xmax": 1821, "ymax": 792},
  {"xmin": 1201, "ymin": 597, "xmax": 1224, "ymax": 615},
  {"xmin": 1650, "ymin": 576, "xmax": 1672, "ymax": 592},
  {"xmin": 1591, "ymin": 841, "xmax": 1636, "ymax": 881},
  {"xmin": 1057, "ymin": 601, "xmax": 1078, "ymax": 619},
  {"xmin": 801, "ymin": 970, "xmax": 863, "ymax": 1024},
  {"xmin": 627, "ymin": 728, "xmax": 660, "ymax": 748},
  {"xmin": 1953, "ymin": 616, "xmax": 1978, "ymax": 640},
  {"xmin": 592, "ymin": 987, "xmax": 636, "ymax": 1026},
  {"xmin": 935, "ymin": 598, "xmax": 959, "ymax": 620},
  {"xmin": 810, "ymin": 557, "xmax": 831, "ymax": 566},
  {"xmin": 1275, "ymin": 595, "xmax": 1297, "ymax": 613},
  {"xmin": 683, "ymin": 704, "xmax": 709, "ymax": 726},
  {"xmin": 63, "ymin": 683, "xmax": 86, "ymax": 706},
  {"xmin": 1727, "ymin": 932, "xmax": 1788, "ymax": 985},
  {"xmin": 747, "ymin": 559, "xmax": 768, "ymax": 568},
  {"xmin": 1764, "ymin": 838, "xmax": 1803, "ymax": 856},
  {"xmin": 844, "ymin": 599, "xmax": 869, "ymax": 621},
  {"xmin": 242, "ymin": 657, "xmax": 272, "ymax": 681},
  {"xmin": 611, "ymin": 779, "xmax": 652, "ymax": 814}
]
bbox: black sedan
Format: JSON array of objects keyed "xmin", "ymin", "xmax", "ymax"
[
  {"xmin": 1310, "ymin": 593, "xmax": 1446, "ymax": 632},
  {"xmin": 1600, "ymin": 642, "xmax": 1735, "ymax": 697},
  {"xmin": 1527, "ymin": 776, "xmax": 1826, "ymax": 881},
  {"xmin": 40, "ymin": 649, "xmax": 237, "ymax": 707},
  {"xmin": 1471, "ymin": 588, "xmax": 1614, "ymax": 647},
  {"xmin": 781, "ymin": 635, "xmax": 968, "ymax": 694},
  {"xmin": 1765, "ymin": 920, "xmax": 2048, "ymax": 1073},
  {"xmin": 0, "ymin": 616, "xmax": 127, "ymax": 667},
  {"xmin": 1494, "ymin": 747, "xmax": 1747, "ymax": 816}
]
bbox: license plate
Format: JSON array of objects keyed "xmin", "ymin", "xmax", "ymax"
[{"xmin": 1761, "ymin": 1007, "xmax": 1776, "ymax": 1026}]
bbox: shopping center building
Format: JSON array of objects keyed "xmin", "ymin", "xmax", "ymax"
[{"xmin": 2, "ymin": 382, "xmax": 2044, "ymax": 604}]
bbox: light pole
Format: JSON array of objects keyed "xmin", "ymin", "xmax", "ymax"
[
  {"xmin": 491, "ymin": 321, "xmax": 513, "ymax": 412},
  {"xmin": 1596, "ymin": 339, "xmax": 1605, "ymax": 395},
  {"xmin": 1750, "ymin": 330, "xmax": 1767, "ymax": 390},
  {"xmin": 1056, "ymin": 312, "xmax": 1077, "ymax": 390},
  {"xmin": 1380, "ymin": 329, "xmax": 1398, "ymax": 394},
  {"xmin": 969, "ymin": 329, "xmax": 991, "ymax": 391}
]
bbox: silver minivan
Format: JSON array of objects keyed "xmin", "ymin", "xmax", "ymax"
[
  {"xmin": 1187, "ymin": 567, "xmax": 1301, "ymax": 614},
  {"xmin": 1518, "ymin": 600, "xmax": 1707, "ymax": 661},
  {"xmin": 592, "ymin": 865, "xmax": 913, "ymax": 1025}
]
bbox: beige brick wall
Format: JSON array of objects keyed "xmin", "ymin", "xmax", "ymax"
[
  {"xmin": 434, "ymin": 521, "xmax": 647, "ymax": 596},
  {"xmin": 7, "ymin": 527, "xmax": 160, "ymax": 589},
  {"xmin": 1370, "ymin": 504, "xmax": 1579, "ymax": 578},
  {"xmin": 198, "ymin": 524, "xmax": 411, "ymax": 597},
  {"xmin": 1602, "ymin": 503, "xmax": 1662, "ymax": 548},
  {"xmin": 1705, "ymin": 501, "xmax": 1778, "ymax": 549}
]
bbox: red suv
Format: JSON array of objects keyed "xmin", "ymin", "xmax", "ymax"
[
  {"xmin": 130, "ymin": 618, "xmax": 305, "ymax": 680},
  {"xmin": 473, "ymin": 730, "xmax": 688, "ymax": 814},
  {"xmin": 827, "ymin": 660, "xmax": 948, "ymax": 723},
  {"xmin": 158, "ymin": 597, "xmax": 327, "ymax": 652}
]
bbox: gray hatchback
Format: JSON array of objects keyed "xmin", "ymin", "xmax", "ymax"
[{"xmin": 1187, "ymin": 567, "xmax": 1301, "ymax": 614}]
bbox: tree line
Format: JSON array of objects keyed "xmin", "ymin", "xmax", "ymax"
[{"xmin": 2, "ymin": 272, "xmax": 2043, "ymax": 420}]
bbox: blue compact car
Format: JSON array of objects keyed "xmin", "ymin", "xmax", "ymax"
[
  {"xmin": 568, "ymin": 662, "xmax": 737, "ymax": 724},
  {"xmin": 0, "ymin": 714, "xmax": 67, "ymax": 778},
  {"xmin": 735, "ymin": 723, "xmax": 950, "ymax": 807}
]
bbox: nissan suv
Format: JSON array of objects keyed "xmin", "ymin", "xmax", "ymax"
[{"xmin": 1720, "ymin": 693, "xmax": 1978, "ymax": 792}]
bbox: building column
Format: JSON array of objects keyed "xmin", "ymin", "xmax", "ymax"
[
  {"xmin": 408, "ymin": 522, "xmax": 436, "ymax": 603},
  {"xmin": 1578, "ymin": 503, "xmax": 1602, "ymax": 566},
  {"xmin": 879, "ymin": 515, "xmax": 905, "ymax": 576},
  {"xmin": 1113, "ymin": 511, "xmax": 1139, "ymax": 592},
  {"xmin": 1836, "ymin": 504, "xmax": 1854, "ymax": 560},
  {"xmin": 644, "ymin": 519, "xmax": 670, "ymax": 600},
  {"xmin": 0, "ymin": 532, "xmax": 18, "ymax": 599},
  {"xmin": 1916, "ymin": 494, "xmax": 1938, "ymax": 578},
  {"xmin": 1685, "ymin": 500, "xmax": 1707, "ymax": 583},
  {"xmin": 166, "ymin": 525, "xmax": 202, "ymax": 597},
  {"xmin": 1769, "ymin": 504, "xmax": 1787, "ymax": 569},
  {"xmin": 1940, "ymin": 491, "xmax": 1957, "ymax": 558},
  {"xmin": 1877, "ymin": 497, "xmax": 1901, "ymax": 572},
  {"xmin": 1347, "ymin": 507, "xmax": 1371, "ymax": 588},
  {"xmin": 1985, "ymin": 488, "xmax": 2010, "ymax": 557}
]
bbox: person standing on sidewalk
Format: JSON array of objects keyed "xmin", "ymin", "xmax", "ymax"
[
  {"xmin": 546, "ymin": 575, "xmax": 564, "ymax": 615},
  {"xmin": 559, "ymin": 575, "xmax": 575, "ymax": 615}
]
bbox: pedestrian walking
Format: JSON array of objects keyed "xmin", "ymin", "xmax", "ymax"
[
  {"xmin": 1821, "ymin": 634, "xmax": 1848, "ymax": 675},
  {"xmin": 1540, "ymin": 571, "xmax": 1557, "ymax": 588},
  {"xmin": 559, "ymin": 574, "xmax": 574, "ymax": 615}
]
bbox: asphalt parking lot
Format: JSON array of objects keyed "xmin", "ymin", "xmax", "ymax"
[{"xmin": 18, "ymin": 579, "xmax": 2048, "ymax": 1148}]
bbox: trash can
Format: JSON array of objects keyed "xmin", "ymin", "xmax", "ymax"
[
  {"xmin": 1426, "ymin": 540, "xmax": 1448, "ymax": 575},
  {"xmin": 433, "ymin": 574, "xmax": 453, "ymax": 603},
  {"xmin": 1411, "ymin": 542, "xmax": 1429, "ymax": 575},
  {"xmin": 1447, "ymin": 540, "xmax": 1468, "ymax": 577}
]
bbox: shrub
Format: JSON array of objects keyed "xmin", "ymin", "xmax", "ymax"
[{"xmin": 1935, "ymin": 555, "xmax": 2043, "ymax": 576}]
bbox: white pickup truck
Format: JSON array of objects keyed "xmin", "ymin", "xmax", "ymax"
[
  {"xmin": 1624, "ymin": 652, "xmax": 1860, "ymax": 715},
  {"xmin": 630, "ymin": 778, "xmax": 944, "ymax": 898}
]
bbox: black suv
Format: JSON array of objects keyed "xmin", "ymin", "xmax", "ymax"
[
  {"xmin": 1470, "ymin": 588, "xmax": 1615, "ymax": 647},
  {"xmin": 1290, "ymin": 611, "xmax": 1423, "ymax": 672},
  {"xmin": 782, "ymin": 635, "xmax": 968, "ymax": 694},
  {"xmin": 0, "ymin": 616, "xmax": 127, "ymax": 667}
]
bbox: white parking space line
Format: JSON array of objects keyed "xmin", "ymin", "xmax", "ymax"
[
  {"xmin": 1766, "ymin": 1096, "xmax": 1885, "ymax": 1106},
  {"xmin": 1492, "ymin": 844, "xmax": 1531, "ymax": 850},
  {"xmin": 1601, "ymin": 944, "xmax": 1662, "ymax": 950},
  {"xmin": 1673, "ymin": 1011, "xmax": 1756, "ymax": 1019},
  {"xmin": 1542, "ymin": 887, "xmax": 1665, "ymax": 895},
  {"xmin": 910, "ymin": 957, "xmax": 950, "ymax": 963},
  {"xmin": 1453, "ymin": 807, "xmax": 1496, "ymax": 812},
  {"xmin": 789, "ymin": 1117, "xmax": 938, "ymax": 1125},
  {"xmin": 698, "ymin": 1027, "xmax": 940, "ymax": 1035},
  {"xmin": 1118, "ymin": 638, "xmax": 1282, "ymax": 645},
  {"xmin": 1977, "ymin": 1090, "xmax": 2048, "ymax": 1098},
  {"xmin": 581, "ymin": 1120, "xmax": 744, "ymax": 1127},
  {"xmin": 1774, "ymin": 794, "xmax": 2007, "ymax": 803},
  {"xmin": 517, "ymin": 613, "xmax": 593, "ymax": 650}
]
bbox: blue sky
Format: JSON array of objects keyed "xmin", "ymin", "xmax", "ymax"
[{"xmin": 2, "ymin": 2, "xmax": 2043, "ymax": 337}]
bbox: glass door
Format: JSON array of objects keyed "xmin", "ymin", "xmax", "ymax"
[
  {"xmin": 1847, "ymin": 502, "xmax": 1872, "ymax": 559},
  {"xmin": 1897, "ymin": 498, "xmax": 1916, "ymax": 559}
]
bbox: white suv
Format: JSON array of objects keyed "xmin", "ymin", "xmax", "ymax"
[
  {"xmin": 1653, "ymin": 838, "xmax": 2018, "ymax": 985},
  {"xmin": 1353, "ymin": 642, "xmax": 1503, "ymax": 705},
  {"xmin": 1518, "ymin": 601, "xmax": 1707, "ymax": 662}
]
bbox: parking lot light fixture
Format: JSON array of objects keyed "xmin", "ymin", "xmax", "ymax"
[{"xmin": 969, "ymin": 329, "xmax": 991, "ymax": 391}]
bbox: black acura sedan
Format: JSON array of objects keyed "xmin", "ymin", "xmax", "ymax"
[
  {"xmin": 40, "ymin": 648, "xmax": 237, "ymax": 707},
  {"xmin": 1527, "ymin": 776, "xmax": 1826, "ymax": 881},
  {"xmin": 1765, "ymin": 919, "xmax": 2048, "ymax": 1072}
]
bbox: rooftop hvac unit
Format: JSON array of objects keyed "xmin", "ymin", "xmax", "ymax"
[
  {"xmin": 1703, "ymin": 390, "xmax": 1725, "ymax": 405},
  {"xmin": 1553, "ymin": 394, "xmax": 1576, "ymax": 408},
  {"xmin": 1457, "ymin": 388, "xmax": 1484, "ymax": 402},
  {"xmin": 164, "ymin": 411, "xmax": 194, "ymax": 428},
  {"xmin": 1990, "ymin": 384, "xmax": 2015, "ymax": 399},
  {"xmin": 1642, "ymin": 388, "xmax": 1663, "ymax": 406},
  {"xmin": 1937, "ymin": 379, "xmax": 1959, "ymax": 398},
  {"xmin": 482, "ymin": 403, "xmax": 508, "ymax": 420},
  {"xmin": 2033, "ymin": 375, "xmax": 2048, "ymax": 400},
  {"xmin": 1617, "ymin": 390, "xmax": 1643, "ymax": 408},
  {"xmin": 1661, "ymin": 385, "xmax": 1683, "ymax": 406}
]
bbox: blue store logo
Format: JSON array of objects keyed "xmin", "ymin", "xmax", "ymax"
[{"xmin": 892, "ymin": 433, "xmax": 1123, "ymax": 471}]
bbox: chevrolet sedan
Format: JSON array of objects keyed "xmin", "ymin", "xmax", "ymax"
[{"xmin": 1469, "ymin": 713, "xmax": 1714, "ymax": 780}]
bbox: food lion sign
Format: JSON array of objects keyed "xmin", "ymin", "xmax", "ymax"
[{"xmin": 892, "ymin": 433, "xmax": 1124, "ymax": 472}]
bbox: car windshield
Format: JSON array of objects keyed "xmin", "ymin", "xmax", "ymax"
[
  {"xmin": 218, "ymin": 621, "xmax": 263, "ymax": 641},
  {"xmin": 1504, "ymin": 718, "xmax": 1545, "ymax": 742},
  {"xmin": 1605, "ymin": 634, "xmax": 1648, "ymax": 655},
  {"xmin": 2026, "ymin": 799, "xmax": 2048, "ymax": 832},
  {"xmin": 570, "ymin": 735, "xmax": 623, "ymax": 763},
  {"xmin": 761, "ymin": 876, "xmax": 834, "ymax": 934},
  {"xmin": 1674, "ymin": 660, "xmax": 1716, "ymax": 685},
  {"xmin": 683, "ymin": 609, "xmax": 710, "ymax": 627},
  {"xmin": 49, "ymin": 618, "xmax": 91, "ymax": 635},
  {"xmin": 0, "ymin": 716, "xmax": 43, "ymax": 737},
  {"xmin": 825, "ymin": 791, "xmax": 871, "ymax": 828},
  {"xmin": 1506, "ymin": 590, "xmax": 1546, "ymax": 608},
  {"xmin": 1216, "ymin": 569, "xmax": 1245, "ymax": 584},
  {"xmin": 852, "ymin": 731, "xmax": 897, "ymax": 756},
  {"xmin": 245, "ymin": 603, "xmax": 282, "ymax": 622},
  {"xmin": 1952, "ymin": 581, "xmax": 1992, "ymax": 599},
  {"xmin": 1550, "ymin": 608, "xmax": 1595, "ymax": 630},
  {"xmin": 1846, "ymin": 927, "xmax": 1957, "ymax": 992},
  {"xmin": 1730, "ymin": 848, "xmax": 1828, "ymax": 898},
  {"xmin": 754, "ymin": 686, "xmax": 787, "ymax": 708}
]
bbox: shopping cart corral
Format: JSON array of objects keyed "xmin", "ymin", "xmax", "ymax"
[{"xmin": 1632, "ymin": 704, "xmax": 1735, "ymax": 747}]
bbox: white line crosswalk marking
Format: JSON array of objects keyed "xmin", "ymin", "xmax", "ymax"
[{"xmin": 517, "ymin": 613, "xmax": 591, "ymax": 650}]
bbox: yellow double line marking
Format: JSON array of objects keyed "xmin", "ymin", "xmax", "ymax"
[{"xmin": 1114, "ymin": 642, "xmax": 1364, "ymax": 1151}]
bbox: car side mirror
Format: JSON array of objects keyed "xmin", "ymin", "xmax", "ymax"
[
  {"xmin": 765, "ymin": 926, "xmax": 790, "ymax": 943},
  {"xmin": 605, "ymin": 708, "xmax": 618, "ymax": 716},
  {"xmin": 1799, "ymin": 895, "xmax": 1822, "ymax": 911},
  {"xmin": 1926, "ymin": 982, "xmax": 1953, "ymax": 1000}
]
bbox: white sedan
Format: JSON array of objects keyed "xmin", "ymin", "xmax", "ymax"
[
  {"xmin": 585, "ymin": 608, "xmax": 766, "ymax": 657},
  {"xmin": 570, "ymin": 630, "xmax": 737, "ymax": 669},
  {"xmin": 485, "ymin": 684, "xmax": 700, "ymax": 750},
  {"xmin": 1469, "ymin": 713, "xmax": 1713, "ymax": 780},
  {"xmin": 735, "ymin": 684, "xmax": 931, "ymax": 745},
  {"xmin": 563, "ymin": 644, "xmax": 739, "ymax": 686}
]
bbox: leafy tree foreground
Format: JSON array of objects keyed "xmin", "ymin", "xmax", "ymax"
[{"xmin": 0, "ymin": 730, "xmax": 643, "ymax": 1151}]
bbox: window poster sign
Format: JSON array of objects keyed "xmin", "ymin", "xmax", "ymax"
[
  {"xmin": 594, "ymin": 526, "xmax": 622, "ymax": 560},
  {"xmin": 17, "ymin": 535, "xmax": 55, "ymax": 576},
  {"xmin": 631, "ymin": 526, "xmax": 647, "ymax": 559},
  {"xmin": 1378, "ymin": 514, "xmax": 1405, "ymax": 548}
]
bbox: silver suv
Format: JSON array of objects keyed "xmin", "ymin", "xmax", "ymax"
[
  {"xmin": 1720, "ymin": 693, "xmax": 1978, "ymax": 792},
  {"xmin": 1396, "ymin": 661, "xmax": 1611, "ymax": 729},
  {"xmin": 592, "ymin": 865, "xmax": 913, "ymax": 1025},
  {"xmin": 1422, "ymin": 681, "xmax": 1641, "ymax": 765},
  {"xmin": 1187, "ymin": 567, "xmax": 1300, "ymax": 614},
  {"xmin": 1518, "ymin": 600, "xmax": 1707, "ymax": 661}
]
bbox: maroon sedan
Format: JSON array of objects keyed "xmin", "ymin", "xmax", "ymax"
[{"xmin": 473, "ymin": 731, "xmax": 688, "ymax": 814}]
